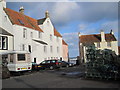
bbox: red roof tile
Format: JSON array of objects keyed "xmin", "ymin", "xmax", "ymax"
[
  {"xmin": 80, "ymin": 33, "xmax": 117, "ymax": 44},
  {"xmin": 4, "ymin": 8, "xmax": 43, "ymax": 32},
  {"xmin": 54, "ymin": 28, "xmax": 62, "ymax": 37},
  {"xmin": 62, "ymin": 39, "xmax": 68, "ymax": 45}
]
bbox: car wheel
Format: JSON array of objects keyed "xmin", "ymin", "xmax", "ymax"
[
  {"xmin": 66, "ymin": 65, "xmax": 69, "ymax": 68},
  {"xmin": 50, "ymin": 66, "xmax": 54, "ymax": 70}
]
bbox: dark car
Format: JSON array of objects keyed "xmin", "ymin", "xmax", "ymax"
[
  {"xmin": 32, "ymin": 62, "xmax": 43, "ymax": 71},
  {"xmin": 59, "ymin": 61, "xmax": 74, "ymax": 67},
  {"xmin": 58, "ymin": 61, "xmax": 69, "ymax": 67},
  {"xmin": 67, "ymin": 62, "xmax": 74, "ymax": 67},
  {"xmin": 39, "ymin": 60, "xmax": 60, "ymax": 70}
]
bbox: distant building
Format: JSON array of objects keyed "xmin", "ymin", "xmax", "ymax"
[
  {"xmin": 79, "ymin": 30, "xmax": 118, "ymax": 63},
  {"xmin": 62, "ymin": 39, "xmax": 68, "ymax": 61}
]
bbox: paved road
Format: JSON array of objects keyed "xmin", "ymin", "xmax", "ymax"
[{"xmin": 2, "ymin": 66, "xmax": 120, "ymax": 88}]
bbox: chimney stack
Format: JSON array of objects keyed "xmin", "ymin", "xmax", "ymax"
[
  {"xmin": 110, "ymin": 29, "xmax": 114, "ymax": 35},
  {"xmin": 78, "ymin": 32, "xmax": 81, "ymax": 37},
  {"xmin": 100, "ymin": 30, "xmax": 105, "ymax": 42},
  {"xmin": 19, "ymin": 6, "xmax": 24, "ymax": 14},
  {"xmin": 45, "ymin": 10, "xmax": 49, "ymax": 18}
]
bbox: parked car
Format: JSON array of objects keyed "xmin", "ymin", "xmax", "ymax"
[
  {"xmin": 32, "ymin": 62, "xmax": 43, "ymax": 71},
  {"xmin": 67, "ymin": 62, "xmax": 74, "ymax": 67},
  {"xmin": 39, "ymin": 60, "xmax": 61, "ymax": 70},
  {"xmin": 58, "ymin": 61, "xmax": 74, "ymax": 67},
  {"xmin": 58, "ymin": 61, "xmax": 69, "ymax": 67}
]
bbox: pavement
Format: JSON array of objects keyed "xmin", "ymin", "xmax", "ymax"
[{"xmin": 2, "ymin": 66, "xmax": 120, "ymax": 88}]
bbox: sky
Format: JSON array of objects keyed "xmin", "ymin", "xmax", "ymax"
[{"xmin": 7, "ymin": 1, "xmax": 119, "ymax": 57}]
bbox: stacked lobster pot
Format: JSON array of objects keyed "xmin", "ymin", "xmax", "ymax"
[{"xmin": 85, "ymin": 45, "xmax": 120, "ymax": 80}]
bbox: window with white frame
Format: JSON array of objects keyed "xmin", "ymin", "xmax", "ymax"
[
  {"xmin": 38, "ymin": 32, "xmax": 42, "ymax": 39},
  {"xmin": 57, "ymin": 46, "xmax": 59, "ymax": 53},
  {"xmin": 22, "ymin": 44, "xmax": 25, "ymax": 51},
  {"xmin": 50, "ymin": 34, "xmax": 52, "ymax": 41},
  {"xmin": 44, "ymin": 46, "xmax": 47, "ymax": 53},
  {"xmin": 50, "ymin": 46, "xmax": 53, "ymax": 53},
  {"xmin": 31, "ymin": 32, "xmax": 33, "ymax": 38},
  {"xmin": 97, "ymin": 42, "xmax": 100, "ymax": 48},
  {"xmin": 23, "ymin": 28, "xmax": 27, "ymax": 38},
  {"xmin": 2, "ymin": 36, "xmax": 8, "ymax": 49},
  {"xmin": 0, "ymin": 36, "xmax": 8, "ymax": 50},
  {"xmin": 107, "ymin": 42, "xmax": 111, "ymax": 47}
]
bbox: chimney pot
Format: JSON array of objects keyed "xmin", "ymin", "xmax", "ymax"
[
  {"xmin": 45, "ymin": 10, "xmax": 49, "ymax": 18},
  {"xmin": 19, "ymin": 6, "xmax": 24, "ymax": 14},
  {"xmin": 110, "ymin": 29, "xmax": 114, "ymax": 34}
]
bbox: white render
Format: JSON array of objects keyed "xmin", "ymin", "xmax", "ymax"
[
  {"xmin": 0, "ymin": 0, "xmax": 13, "ymax": 53},
  {"xmin": 0, "ymin": 1, "xmax": 65, "ymax": 64}
]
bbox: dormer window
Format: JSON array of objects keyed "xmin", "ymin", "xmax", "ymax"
[{"xmin": 18, "ymin": 19, "xmax": 24, "ymax": 25}]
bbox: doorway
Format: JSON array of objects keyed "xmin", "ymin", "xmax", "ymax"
[{"xmin": 34, "ymin": 58, "xmax": 36, "ymax": 63}]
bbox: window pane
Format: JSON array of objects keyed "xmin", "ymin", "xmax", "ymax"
[
  {"xmin": 22, "ymin": 44, "xmax": 25, "ymax": 51},
  {"xmin": 57, "ymin": 37, "xmax": 59, "ymax": 42},
  {"xmin": 39, "ymin": 32, "xmax": 42, "ymax": 38},
  {"xmin": 50, "ymin": 34, "xmax": 52, "ymax": 41},
  {"xmin": 10, "ymin": 54, "xmax": 14, "ymax": 63},
  {"xmin": 57, "ymin": 46, "xmax": 59, "ymax": 53},
  {"xmin": 50, "ymin": 46, "xmax": 53, "ymax": 53},
  {"xmin": 44, "ymin": 46, "xmax": 47, "ymax": 53},
  {"xmin": 31, "ymin": 32, "xmax": 33, "ymax": 38},
  {"xmin": 18, "ymin": 54, "xmax": 25, "ymax": 61},
  {"xmin": 23, "ymin": 28, "xmax": 27, "ymax": 38},
  {"xmin": 97, "ymin": 43, "xmax": 100, "ymax": 48},
  {"xmin": 2, "ymin": 36, "xmax": 7, "ymax": 49},
  {"xmin": 107, "ymin": 42, "xmax": 111, "ymax": 47},
  {"xmin": 0, "ymin": 36, "xmax": 2, "ymax": 49}
]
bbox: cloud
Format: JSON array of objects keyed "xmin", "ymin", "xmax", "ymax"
[
  {"xmin": 78, "ymin": 24, "xmax": 87, "ymax": 30},
  {"xmin": 50, "ymin": 2, "xmax": 79, "ymax": 26},
  {"xmin": 101, "ymin": 20, "xmax": 118, "ymax": 33},
  {"xmin": 7, "ymin": 2, "xmax": 118, "ymax": 28}
]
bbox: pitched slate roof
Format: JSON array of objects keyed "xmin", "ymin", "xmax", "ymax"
[
  {"xmin": 80, "ymin": 33, "xmax": 117, "ymax": 44},
  {"xmin": 54, "ymin": 28, "xmax": 62, "ymax": 37},
  {"xmin": 4, "ymin": 8, "xmax": 43, "ymax": 32},
  {"xmin": 37, "ymin": 18, "xmax": 46, "ymax": 25},
  {"xmin": 62, "ymin": 39, "xmax": 68, "ymax": 45}
]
